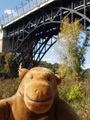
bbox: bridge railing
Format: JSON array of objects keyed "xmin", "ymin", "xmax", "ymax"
[
  {"xmin": 1, "ymin": 0, "xmax": 90, "ymax": 26},
  {"xmin": 0, "ymin": 0, "xmax": 48, "ymax": 25}
]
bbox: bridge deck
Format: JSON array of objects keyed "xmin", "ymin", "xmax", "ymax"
[
  {"xmin": 1, "ymin": 0, "xmax": 55, "ymax": 28},
  {"xmin": 1, "ymin": 0, "xmax": 90, "ymax": 28},
  {"xmin": 0, "ymin": 0, "xmax": 90, "ymax": 29}
]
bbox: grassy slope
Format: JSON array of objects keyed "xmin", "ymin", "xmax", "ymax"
[
  {"xmin": 0, "ymin": 77, "xmax": 21, "ymax": 99},
  {"xmin": 0, "ymin": 64, "xmax": 90, "ymax": 120},
  {"xmin": 0, "ymin": 77, "xmax": 90, "ymax": 120}
]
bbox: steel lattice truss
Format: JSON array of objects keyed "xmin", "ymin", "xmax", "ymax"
[{"xmin": 7, "ymin": 0, "xmax": 90, "ymax": 68}]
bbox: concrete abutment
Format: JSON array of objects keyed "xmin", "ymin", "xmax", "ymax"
[{"xmin": 0, "ymin": 25, "xmax": 9, "ymax": 53}]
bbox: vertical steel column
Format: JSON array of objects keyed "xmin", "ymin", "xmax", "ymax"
[
  {"xmin": 23, "ymin": 23, "xmax": 25, "ymax": 40},
  {"xmin": 84, "ymin": 0, "xmax": 86, "ymax": 30},
  {"xmin": 60, "ymin": 6, "xmax": 63, "ymax": 22},
  {"xmin": 8, "ymin": 31, "xmax": 10, "ymax": 50},
  {"xmin": 12, "ymin": 29, "xmax": 15, "ymax": 50},
  {"xmin": 43, "ymin": 13, "xmax": 45, "ymax": 24},
  {"xmin": 17, "ymin": 26, "xmax": 20, "ymax": 49},
  {"xmin": 71, "ymin": 0, "xmax": 74, "ymax": 23},
  {"xmin": 51, "ymin": 10, "xmax": 53, "ymax": 20}
]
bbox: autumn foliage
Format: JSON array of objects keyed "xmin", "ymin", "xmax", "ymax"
[{"xmin": 56, "ymin": 18, "xmax": 90, "ymax": 81}]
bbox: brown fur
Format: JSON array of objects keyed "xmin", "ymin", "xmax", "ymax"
[{"xmin": 0, "ymin": 67, "xmax": 80, "ymax": 120}]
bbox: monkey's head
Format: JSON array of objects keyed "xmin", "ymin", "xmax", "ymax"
[{"xmin": 18, "ymin": 67, "xmax": 61, "ymax": 114}]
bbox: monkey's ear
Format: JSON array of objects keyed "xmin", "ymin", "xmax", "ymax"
[
  {"xmin": 18, "ymin": 68, "xmax": 29, "ymax": 79},
  {"xmin": 55, "ymin": 74, "xmax": 62, "ymax": 85}
]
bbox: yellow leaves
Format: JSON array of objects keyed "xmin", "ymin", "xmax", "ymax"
[
  {"xmin": 2, "ymin": 93, "xmax": 7, "ymax": 99},
  {"xmin": 57, "ymin": 63, "xmax": 68, "ymax": 78},
  {"xmin": 56, "ymin": 17, "xmax": 86, "ymax": 76},
  {"xmin": 58, "ymin": 17, "xmax": 83, "ymax": 42},
  {"xmin": 56, "ymin": 17, "xmax": 90, "ymax": 83},
  {"xmin": 81, "ymin": 48, "xmax": 86, "ymax": 54}
]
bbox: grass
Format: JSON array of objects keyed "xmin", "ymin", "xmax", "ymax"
[
  {"xmin": 0, "ymin": 77, "xmax": 21, "ymax": 99},
  {"xmin": 0, "ymin": 77, "xmax": 90, "ymax": 120}
]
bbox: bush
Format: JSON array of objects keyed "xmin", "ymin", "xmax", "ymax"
[
  {"xmin": 71, "ymin": 98, "xmax": 90, "ymax": 120},
  {"xmin": 0, "ymin": 53, "xmax": 6, "ymax": 75},
  {"xmin": 68, "ymin": 82, "xmax": 84, "ymax": 102},
  {"xmin": 5, "ymin": 52, "xmax": 19, "ymax": 78},
  {"xmin": 0, "ymin": 52, "xmax": 19, "ymax": 78},
  {"xmin": 58, "ymin": 81, "xmax": 90, "ymax": 120}
]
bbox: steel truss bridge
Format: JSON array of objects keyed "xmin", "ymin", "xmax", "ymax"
[{"xmin": 1, "ymin": 0, "xmax": 90, "ymax": 68}]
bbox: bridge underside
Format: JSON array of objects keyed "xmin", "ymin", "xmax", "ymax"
[{"xmin": 4, "ymin": 0, "xmax": 90, "ymax": 68}]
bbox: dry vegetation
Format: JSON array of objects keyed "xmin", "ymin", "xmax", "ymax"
[
  {"xmin": 0, "ymin": 77, "xmax": 90, "ymax": 120},
  {"xmin": 58, "ymin": 81, "xmax": 90, "ymax": 120}
]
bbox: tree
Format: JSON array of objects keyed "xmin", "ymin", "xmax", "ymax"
[
  {"xmin": 0, "ymin": 53, "xmax": 6, "ymax": 75},
  {"xmin": 5, "ymin": 52, "xmax": 19, "ymax": 77},
  {"xmin": 56, "ymin": 18, "xmax": 90, "ymax": 80},
  {"xmin": 38, "ymin": 61, "xmax": 59, "ymax": 73}
]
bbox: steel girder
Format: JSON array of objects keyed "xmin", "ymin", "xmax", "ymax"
[{"xmin": 7, "ymin": 0, "xmax": 90, "ymax": 68}]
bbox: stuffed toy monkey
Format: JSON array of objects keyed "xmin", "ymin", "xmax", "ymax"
[{"xmin": 0, "ymin": 67, "xmax": 80, "ymax": 120}]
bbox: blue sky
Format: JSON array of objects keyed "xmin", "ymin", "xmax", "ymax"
[{"xmin": 0, "ymin": 0, "xmax": 90, "ymax": 69}]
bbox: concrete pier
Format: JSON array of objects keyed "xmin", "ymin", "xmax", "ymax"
[{"xmin": 0, "ymin": 25, "xmax": 8, "ymax": 53}]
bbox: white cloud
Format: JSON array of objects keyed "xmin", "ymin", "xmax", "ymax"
[
  {"xmin": 42, "ymin": 58, "xmax": 55, "ymax": 61},
  {"xmin": 4, "ymin": 9, "xmax": 14, "ymax": 15},
  {"xmin": 42, "ymin": 56, "xmax": 59, "ymax": 64},
  {"xmin": 84, "ymin": 64, "xmax": 90, "ymax": 69}
]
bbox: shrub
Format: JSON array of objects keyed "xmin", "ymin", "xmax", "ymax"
[
  {"xmin": 58, "ymin": 81, "xmax": 90, "ymax": 120},
  {"xmin": 71, "ymin": 98, "xmax": 90, "ymax": 120},
  {"xmin": 68, "ymin": 82, "xmax": 84, "ymax": 102},
  {"xmin": 0, "ymin": 53, "xmax": 6, "ymax": 76},
  {"xmin": 5, "ymin": 52, "xmax": 19, "ymax": 77},
  {"xmin": 0, "ymin": 52, "xmax": 19, "ymax": 78}
]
